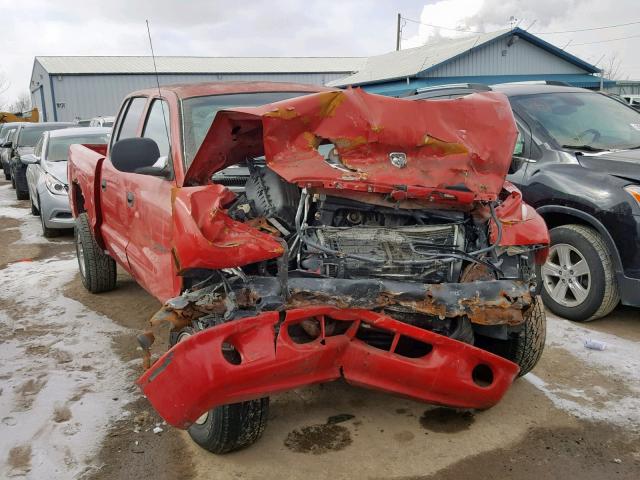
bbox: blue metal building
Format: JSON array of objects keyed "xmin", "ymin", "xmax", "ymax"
[{"xmin": 329, "ymin": 28, "xmax": 613, "ymax": 95}]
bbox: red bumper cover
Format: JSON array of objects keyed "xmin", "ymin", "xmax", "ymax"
[{"xmin": 137, "ymin": 307, "xmax": 520, "ymax": 428}]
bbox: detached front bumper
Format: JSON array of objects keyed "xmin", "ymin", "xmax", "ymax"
[{"xmin": 138, "ymin": 304, "xmax": 521, "ymax": 429}]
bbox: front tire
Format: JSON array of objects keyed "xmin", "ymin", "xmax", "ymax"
[
  {"xmin": 505, "ymin": 296, "xmax": 546, "ymax": 376},
  {"xmin": 173, "ymin": 329, "xmax": 269, "ymax": 454},
  {"xmin": 538, "ymin": 224, "xmax": 619, "ymax": 321},
  {"xmin": 75, "ymin": 212, "xmax": 117, "ymax": 293}
]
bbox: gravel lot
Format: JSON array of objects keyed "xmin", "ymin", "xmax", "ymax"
[{"xmin": 0, "ymin": 178, "xmax": 639, "ymax": 479}]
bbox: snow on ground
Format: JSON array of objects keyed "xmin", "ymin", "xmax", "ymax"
[
  {"xmin": 528, "ymin": 313, "xmax": 640, "ymax": 428},
  {"xmin": 0, "ymin": 256, "xmax": 135, "ymax": 479},
  {"xmin": 0, "ymin": 179, "xmax": 135, "ymax": 478},
  {"xmin": 0, "ymin": 183, "xmax": 60, "ymax": 245}
]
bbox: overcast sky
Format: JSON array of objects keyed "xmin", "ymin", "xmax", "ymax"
[{"xmin": 1, "ymin": 0, "xmax": 639, "ymax": 107}]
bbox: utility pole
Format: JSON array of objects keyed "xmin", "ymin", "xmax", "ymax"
[{"xmin": 396, "ymin": 13, "xmax": 401, "ymax": 51}]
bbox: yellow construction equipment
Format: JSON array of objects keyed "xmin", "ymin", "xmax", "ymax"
[{"xmin": 0, "ymin": 108, "xmax": 39, "ymax": 123}]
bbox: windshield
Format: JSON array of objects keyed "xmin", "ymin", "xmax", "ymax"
[
  {"xmin": 18, "ymin": 125, "xmax": 71, "ymax": 147},
  {"xmin": 511, "ymin": 92, "xmax": 640, "ymax": 151},
  {"xmin": 182, "ymin": 91, "xmax": 311, "ymax": 167},
  {"xmin": 46, "ymin": 133, "xmax": 110, "ymax": 162}
]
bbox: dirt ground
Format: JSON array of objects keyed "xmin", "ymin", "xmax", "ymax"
[{"xmin": 0, "ymin": 178, "xmax": 639, "ymax": 479}]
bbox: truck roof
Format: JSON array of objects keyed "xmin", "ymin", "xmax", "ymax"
[{"xmin": 130, "ymin": 81, "xmax": 329, "ymax": 100}]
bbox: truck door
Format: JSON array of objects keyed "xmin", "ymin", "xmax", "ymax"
[
  {"xmin": 124, "ymin": 98, "xmax": 180, "ymax": 301},
  {"xmin": 100, "ymin": 96, "xmax": 147, "ymax": 270}
]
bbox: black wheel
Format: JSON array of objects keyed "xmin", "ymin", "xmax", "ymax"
[
  {"xmin": 3, "ymin": 168, "xmax": 9, "ymax": 180},
  {"xmin": 474, "ymin": 296, "xmax": 546, "ymax": 377},
  {"xmin": 10, "ymin": 170, "xmax": 16, "ymax": 189},
  {"xmin": 173, "ymin": 328, "xmax": 269, "ymax": 454},
  {"xmin": 75, "ymin": 212, "xmax": 117, "ymax": 293},
  {"xmin": 537, "ymin": 224, "xmax": 619, "ymax": 321},
  {"xmin": 31, "ymin": 198, "xmax": 39, "ymax": 216},
  {"xmin": 505, "ymin": 296, "xmax": 546, "ymax": 377}
]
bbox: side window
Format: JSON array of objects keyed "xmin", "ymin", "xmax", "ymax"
[
  {"xmin": 513, "ymin": 130, "xmax": 525, "ymax": 156},
  {"xmin": 116, "ymin": 97, "xmax": 147, "ymax": 141},
  {"xmin": 142, "ymin": 99, "xmax": 171, "ymax": 157}
]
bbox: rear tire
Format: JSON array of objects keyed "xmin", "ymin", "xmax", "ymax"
[
  {"xmin": 173, "ymin": 328, "xmax": 269, "ymax": 454},
  {"xmin": 538, "ymin": 224, "xmax": 619, "ymax": 321},
  {"xmin": 75, "ymin": 212, "xmax": 116, "ymax": 293}
]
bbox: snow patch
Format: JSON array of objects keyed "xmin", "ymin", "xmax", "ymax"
[
  {"xmin": 528, "ymin": 313, "xmax": 640, "ymax": 428},
  {"xmin": 0, "ymin": 183, "xmax": 60, "ymax": 245},
  {"xmin": 0, "ymin": 256, "xmax": 135, "ymax": 479}
]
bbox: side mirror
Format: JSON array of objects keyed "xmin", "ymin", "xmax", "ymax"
[
  {"xmin": 111, "ymin": 137, "xmax": 169, "ymax": 177},
  {"xmin": 21, "ymin": 154, "xmax": 39, "ymax": 165}
]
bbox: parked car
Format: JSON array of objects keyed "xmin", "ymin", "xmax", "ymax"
[
  {"xmin": 621, "ymin": 94, "xmax": 640, "ymax": 111},
  {"xmin": 24, "ymin": 127, "xmax": 110, "ymax": 237},
  {"xmin": 68, "ymin": 82, "xmax": 548, "ymax": 453},
  {"xmin": 0, "ymin": 122, "xmax": 21, "ymax": 180},
  {"xmin": 409, "ymin": 82, "xmax": 640, "ymax": 321},
  {"xmin": 9, "ymin": 122, "xmax": 75, "ymax": 199},
  {"xmin": 89, "ymin": 116, "xmax": 115, "ymax": 128}
]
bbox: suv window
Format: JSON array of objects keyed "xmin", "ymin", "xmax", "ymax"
[
  {"xmin": 116, "ymin": 97, "xmax": 147, "ymax": 141},
  {"xmin": 142, "ymin": 99, "xmax": 171, "ymax": 157},
  {"xmin": 511, "ymin": 92, "xmax": 640, "ymax": 151}
]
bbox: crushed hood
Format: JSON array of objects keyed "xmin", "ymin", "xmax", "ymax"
[{"xmin": 185, "ymin": 88, "xmax": 518, "ymax": 203}]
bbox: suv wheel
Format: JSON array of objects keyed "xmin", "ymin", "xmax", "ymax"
[
  {"xmin": 75, "ymin": 212, "xmax": 117, "ymax": 293},
  {"xmin": 538, "ymin": 224, "xmax": 619, "ymax": 321},
  {"xmin": 173, "ymin": 328, "xmax": 269, "ymax": 454}
]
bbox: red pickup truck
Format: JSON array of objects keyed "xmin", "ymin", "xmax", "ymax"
[{"xmin": 68, "ymin": 81, "xmax": 549, "ymax": 454}]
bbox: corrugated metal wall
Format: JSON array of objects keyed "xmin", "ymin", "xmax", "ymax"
[
  {"xmin": 32, "ymin": 69, "xmax": 348, "ymax": 122},
  {"xmin": 421, "ymin": 37, "xmax": 586, "ymax": 78}
]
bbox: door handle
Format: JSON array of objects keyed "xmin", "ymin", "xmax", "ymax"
[
  {"xmin": 126, "ymin": 191, "xmax": 134, "ymax": 206},
  {"xmin": 101, "ymin": 179, "xmax": 107, "ymax": 191}
]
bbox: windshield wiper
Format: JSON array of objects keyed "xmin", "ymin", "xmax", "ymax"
[{"xmin": 562, "ymin": 144, "xmax": 606, "ymax": 153}]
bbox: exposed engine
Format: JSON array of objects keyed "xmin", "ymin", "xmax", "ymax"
[{"xmin": 225, "ymin": 164, "xmax": 477, "ymax": 285}]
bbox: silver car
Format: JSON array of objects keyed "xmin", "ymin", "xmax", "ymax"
[{"xmin": 24, "ymin": 127, "xmax": 110, "ymax": 237}]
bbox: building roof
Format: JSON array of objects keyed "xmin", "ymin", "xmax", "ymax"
[
  {"xmin": 35, "ymin": 56, "xmax": 366, "ymax": 75},
  {"xmin": 329, "ymin": 28, "xmax": 600, "ymax": 87}
]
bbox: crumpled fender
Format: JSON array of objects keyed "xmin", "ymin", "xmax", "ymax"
[
  {"xmin": 491, "ymin": 182, "xmax": 550, "ymax": 251},
  {"xmin": 184, "ymin": 89, "xmax": 518, "ymax": 205},
  {"xmin": 171, "ymin": 185, "xmax": 284, "ymax": 272},
  {"xmin": 137, "ymin": 307, "xmax": 520, "ymax": 428}
]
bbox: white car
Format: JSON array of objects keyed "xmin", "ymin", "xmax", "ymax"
[
  {"xmin": 89, "ymin": 116, "xmax": 115, "ymax": 128},
  {"xmin": 24, "ymin": 127, "xmax": 110, "ymax": 237}
]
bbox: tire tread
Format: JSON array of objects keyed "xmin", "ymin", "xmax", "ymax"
[{"xmin": 75, "ymin": 213, "xmax": 116, "ymax": 293}]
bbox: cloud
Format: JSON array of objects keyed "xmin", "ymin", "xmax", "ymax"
[
  {"xmin": 1, "ymin": 0, "xmax": 640, "ymax": 107},
  {"xmin": 402, "ymin": 0, "xmax": 640, "ymax": 80}
]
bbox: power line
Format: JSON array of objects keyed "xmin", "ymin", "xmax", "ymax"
[
  {"xmin": 571, "ymin": 33, "xmax": 640, "ymax": 46},
  {"xmin": 532, "ymin": 19, "xmax": 640, "ymax": 34},
  {"xmin": 402, "ymin": 15, "xmax": 640, "ymax": 36},
  {"xmin": 401, "ymin": 16, "xmax": 485, "ymax": 34}
]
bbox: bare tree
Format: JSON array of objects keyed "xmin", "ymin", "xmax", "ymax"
[
  {"xmin": 601, "ymin": 53, "xmax": 622, "ymax": 80},
  {"xmin": 6, "ymin": 92, "xmax": 32, "ymax": 113}
]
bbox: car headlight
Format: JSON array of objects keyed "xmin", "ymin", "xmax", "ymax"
[
  {"xmin": 45, "ymin": 173, "xmax": 67, "ymax": 195},
  {"xmin": 624, "ymin": 185, "xmax": 640, "ymax": 207}
]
